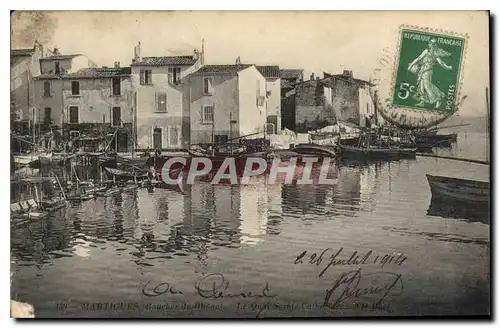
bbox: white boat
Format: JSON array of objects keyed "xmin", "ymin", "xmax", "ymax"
[
  {"xmin": 39, "ymin": 152, "xmax": 54, "ymax": 165},
  {"xmin": 13, "ymin": 153, "xmax": 39, "ymax": 166},
  {"xmin": 14, "ymin": 151, "xmax": 52, "ymax": 166}
]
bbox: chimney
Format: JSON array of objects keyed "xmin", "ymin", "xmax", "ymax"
[
  {"xmin": 193, "ymin": 49, "xmax": 199, "ymax": 61},
  {"xmin": 33, "ymin": 40, "xmax": 44, "ymax": 57},
  {"xmin": 201, "ymin": 39, "xmax": 205, "ymax": 66},
  {"xmin": 53, "ymin": 47, "xmax": 60, "ymax": 55},
  {"xmin": 114, "ymin": 61, "xmax": 120, "ymax": 68},
  {"xmin": 342, "ymin": 70, "xmax": 353, "ymax": 79},
  {"xmin": 310, "ymin": 73, "xmax": 314, "ymax": 81},
  {"xmin": 134, "ymin": 41, "xmax": 141, "ymax": 63}
]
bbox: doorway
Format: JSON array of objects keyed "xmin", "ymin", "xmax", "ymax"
[
  {"xmin": 153, "ymin": 128, "xmax": 162, "ymax": 150},
  {"xmin": 112, "ymin": 107, "xmax": 121, "ymax": 126}
]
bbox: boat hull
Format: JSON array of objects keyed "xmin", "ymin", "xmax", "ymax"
[
  {"xmin": 292, "ymin": 144, "xmax": 337, "ymax": 157},
  {"xmin": 426, "ymin": 174, "xmax": 490, "ymax": 204},
  {"xmin": 13, "ymin": 154, "xmax": 39, "ymax": 166},
  {"xmin": 339, "ymin": 145, "xmax": 417, "ymax": 160}
]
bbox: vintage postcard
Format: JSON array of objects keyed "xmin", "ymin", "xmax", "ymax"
[{"xmin": 10, "ymin": 11, "xmax": 490, "ymax": 319}]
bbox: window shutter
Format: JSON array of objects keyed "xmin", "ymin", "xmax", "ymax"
[
  {"xmin": 140, "ymin": 70, "xmax": 145, "ymax": 84},
  {"xmin": 154, "ymin": 92, "xmax": 158, "ymax": 111},
  {"xmin": 168, "ymin": 68, "xmax": 173, "ymax": 84},
  {"xmin": 164, "ymin": 92, "xmax": 168, "ymax": 112}
]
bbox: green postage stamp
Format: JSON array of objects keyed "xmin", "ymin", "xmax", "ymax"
[{"xmin": 392, "ymin": 28, "xmax": 466, "ymax": 113}]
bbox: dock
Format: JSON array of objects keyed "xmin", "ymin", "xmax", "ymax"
[{"xmin": 416, "ymin": 153, "xmax": 489, "ymax": 165}]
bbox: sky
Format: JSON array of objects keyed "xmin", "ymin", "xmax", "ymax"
[{"xmin": 11, "ymin": 11, "xmax": 490, "ymax": 117}]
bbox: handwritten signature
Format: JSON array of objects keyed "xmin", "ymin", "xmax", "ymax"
[
  {"xmin": 195, "ymin": 273, "xmax": 276, "ymax": 299},
  {"xmin": 323, "ymin": 268, "xmax": 403, "ymax": 313},
  {"xmin": 142, "ymin": 273, "xmax": 276, "ymax": 300}
]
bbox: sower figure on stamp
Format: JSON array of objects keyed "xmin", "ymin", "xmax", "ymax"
[{"xmin": 408, "ymin": 39, "xmax": 453, "ymax": 109}]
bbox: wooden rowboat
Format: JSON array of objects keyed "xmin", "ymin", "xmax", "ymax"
[
  {"xmin": 339, "ymin": 145, "xmax": 417, "ymax": 160},
  {"xmin": 292, "ymin": 144, "xmax": 337, "ymax": 157},
  {"xmin": 104, "ymin": 167, "xmax": 148, "ymax": 178},
  {"xmin": 426, "ymin": 174, "xmax": 490, "ymax": 204}
]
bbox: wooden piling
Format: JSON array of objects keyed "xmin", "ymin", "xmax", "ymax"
[{"xmin": 416, "ymin": 153, "xmax": 489, "ymax": 165}]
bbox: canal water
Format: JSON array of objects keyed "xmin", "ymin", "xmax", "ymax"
[{"xmin": 10, "ymin": 131, "xmax": 490, "ymax": 318}]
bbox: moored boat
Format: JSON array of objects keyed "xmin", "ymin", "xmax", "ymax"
[
  {"xmin": 10, "ymin": 176, "xmax": 67, "ymax": 219},
  {"xmin": 292, "ymin": 144, "xmax": 337, "ymax": 157},
  {"xmin": 339, "ymin": 144, "xmax": 417, "ymax": 160},
  {"xmin": 426, "ymin": 174, "xmax": 490, "ymax": 204},
  {"xmin": 415, "ymin": 132, "xmax": 457, "ymax": 150}
]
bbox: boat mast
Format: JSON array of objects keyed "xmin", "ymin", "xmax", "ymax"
[
  {"xmin": 28, "ymin": 72, "xmax": 37, "ymax": 153},
  {"xmin": 486, "ymin": 87, "xmax": 490, "ymax": 163},
  {"xmin": 211, "ymin": 102, "xmax": 215, "ymax": 156},
  {"xmin": 229, "ymin": 112, "xmax": 233, "ymax": 155}
]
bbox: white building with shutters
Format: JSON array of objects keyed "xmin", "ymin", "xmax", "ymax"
[
  {"xmin": 131, "ymin": 42, "xmax": 203, "ymax": 150},
  {"xmin": 188, "ymin": 64, "xmax": 267, "ymax": 145}
]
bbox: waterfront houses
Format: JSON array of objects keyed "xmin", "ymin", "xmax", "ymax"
[
  {"xmin": 280, "ymin": 69, "xmax": 304, "ymax": 131},
  {"xmin": 34, "ymin": 52, "xmax": 135, "ymax": 151},
  {"xmin": 322, "ymin": 70, "xmax": 375, "ymax": 127},
  {"xmin": 256, "ymin": 65, "xmax": 281, "ymax": 134},
  {"xmin": 11, "ymin": 41, "xmax": 45, "ymax": 124},
  {"xmin": 131, "ymin": 42, "xmax": 203, "ymax": 150},
  {"xmin": 189, "ymin": 64, "xmax": 267, "ymax": 145},
  {"xmin": 16, "ymin": 41, "xmax": 376, "ymax": 151},
  {"xmin": 294, "ymin": 70, "xmax": 375, "ymax": 132}
]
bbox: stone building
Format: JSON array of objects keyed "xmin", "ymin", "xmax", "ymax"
[
  {"xmin": 294, "ymin": 70, "xmax": 374, "ymax": 132},
  {"xmin": 279, "ymin": 69, "xmax": 304, "ymax": 131}
]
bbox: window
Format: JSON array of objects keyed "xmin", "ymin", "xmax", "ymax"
[
  {"xmin": 112, "ymin": 77, "xmax": 121, "ymax": 96},
  {"xmin": 112, "ymin": 107, "xmax": 121, "ymax": 126},
  {"xmin": 55, "ymin": 62, "xmax": 60, "ymax": 74},
  {"xmin": 44, "ymin": 107, "xmax": 51, "ymax": 124},
  {"xmin": 71, "ymin": 81, "xmax": 80, "ymax": 95},
  {"xmin": 140, "ymin": 69, "xmax": 152, "ymax": 85},
  {"xmin": 203, "ymin": 77, "xmax": 213, "ymax": 95},
  {"xmin": 169, "ymin": 126, "xmax": 179, "ymax": 146},
  {"xmin": 43, "ymin": 81, "xmax": 51, "ymax": 97},
  {"xmin": 168, "ymin": 67, "xmax": 181, "ymax": 85},
  {"xmin": 155, "ymin": 92, "xmax": 167, "ymax": 112},
  {"xmin": 69, "ymin": 106, "xmax": 79, "ymax": 124},
  {"xmin": 256, "ymin": 80, "xmax": 265, "ymax": 107},
  {"xmin": 214, "ymin": 135, "xmax": 228, "ymax": 144},
  {"xmin": 69, "ymin": 131, "xmax": 80, "ymax": 139},
  {"xmin": 202, "ymin": 105, "xmax": 214, "ymax": 123}
]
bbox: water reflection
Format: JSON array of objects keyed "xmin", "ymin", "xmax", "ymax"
[
  {"xmin": 427, "ymin": 198, "xmax": 490, "ymax": 224},
  {"xmin": 11, "ymin": 161, "xmax": 375, "ymax": 266},
  {"xmin": 11, "ymin": 158, "xmax": 489, "ymax": 270}
]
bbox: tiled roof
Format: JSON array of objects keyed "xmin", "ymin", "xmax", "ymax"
[
  {"xmin": 281, "ymin": 79, "xmax": 296, "ymax": 89},
  {"xmin": 324, "ymin": 75, "xmax": 373, "ymax": 86},
  {"xmin": 195, "ymin": 64, "xmax": 254, "ymax": 75},
  {"xmin": 131, "ymin": 56, "xmax": 197, "ymax": 66},
  {"xmin": 256, "ymin": 65, "xmax": 280, "ymax": 79},
  {"xmin": 40, "ymin": 54, "xmax": 81, "ymax": 61},
  {"xmin": 34, "ymin": 67, "xmax": 132, "ymax": 80},
  {"xmin": 279, "ymin": 69, "xmax": 303, "ymax": 79},
  {"xmin": 11, "ymin": 48, "xmax": 34, "ymax": 57}
]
